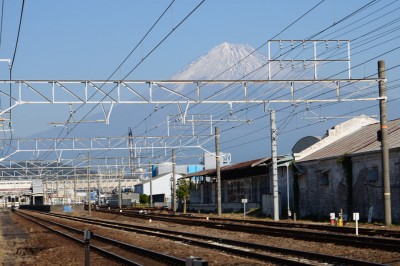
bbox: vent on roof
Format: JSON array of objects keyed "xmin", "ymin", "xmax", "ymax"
[{"xmin": 292, "ymin": 136, "xmax": 321, "ymax": 154}]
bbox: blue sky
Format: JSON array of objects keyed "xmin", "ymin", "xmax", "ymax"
[
  {"xmin": 0, "ymin": 0, "xmax": 399, "ymax": 164},
  {"xmin": 2, "ymin": 0, "xmax": 379, "ymax": 80}
]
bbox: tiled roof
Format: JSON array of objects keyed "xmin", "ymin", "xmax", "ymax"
[{"xmin": 298, "ymin": 118, "xmax": 400, "ymax": 162}]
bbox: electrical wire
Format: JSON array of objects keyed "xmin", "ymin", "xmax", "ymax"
[
  {"xmin": 35, "ymin": 0, "xmax": 206, "ymax": 162},
  {"xmin": 89, "ymin": 0, "xmax": 392, "ymax": 165},
  {"xmin": 0, "ymin": 0, "xmax": 4, "ymax": 50}
]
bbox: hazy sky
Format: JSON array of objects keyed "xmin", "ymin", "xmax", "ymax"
[{"xmin": 0, "ymin": 0, "xmax": 399, "ymax": 163}]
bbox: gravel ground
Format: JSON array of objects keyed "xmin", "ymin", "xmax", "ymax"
[
  {"xmin": 0, "ymin": 207, "xmax": 118, "ymax": 266},
  {"xmin": 1, "ymin": 206, "xmax": 400, "ymax": 265}
]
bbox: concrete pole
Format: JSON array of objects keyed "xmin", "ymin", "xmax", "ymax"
[
  {"xmin": 129, "ymin": 127, "xmax": 135, "ymax": 178},
  {"xmin": 118, "ymin": 171, "xmax": 122, "ymax": 210},
  {"xmin": 172, "ymin": 149, "xmax": 176, "ymax": 214},
  {"xmin": 56, "ymin": 176, "xmax": 59, "ymax": 204},
  {"xmin": 87, "ymin": 154, "xmax": 91, "ymax": 216},
  {"xmin": 149, "ymin": 159, "xmax": 153, "ymax": 207},
  {"xmin": 270, "ymin": 110, "xmax": 279, "ymax": 221},
  {"xmin": 215, "ymin": 127, "xmax": 222, "ymax": 217},
  {"xmin": 73, "ymin": 169, "xmax": 77, "ymax": 204},
  {"xmin": 378, "ymin": 60, "xmax": 392, "ymax": 225},
  {"xmin": 45, "ymin": 177, "xmax": 48, "ymax": 204},
  {"xmin": 286, "ymin": 162, "xmax": 291, "ymax": 219}
]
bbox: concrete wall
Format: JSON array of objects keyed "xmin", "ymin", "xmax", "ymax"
[
  {"xmin": 136, "ymin": 173, "xmax": 183, "ymax": 204},
  {"xmin": 296, "ymin": 148, "xmax": 400, "ymax": 223},
  {"xmin": 186, "ymin": 165, "xmax": 294, "ymax": 218}
]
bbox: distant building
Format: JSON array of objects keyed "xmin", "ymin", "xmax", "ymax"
[
  {"xmin": 134, "ymin": 172, "xmax": 183, "ymax": 208},
  {"xmin": 293, "ymin": 116, "xmax": 400, "ymax": 223},
  {"xmin": 181, "ymin": 156, "xmax": 292, "ymax": 217}
]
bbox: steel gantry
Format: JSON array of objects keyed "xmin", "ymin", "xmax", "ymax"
[
  {"xmin": 0, "ymin": 78, "xmax": 381, "ymax": 116},
  {"xmin": 0, "ymin": 135, "xmax": 214, "ymax": 161},
  {"xmin": 0, "ymin": 157, "xmax": 134, "ymax": 179}
]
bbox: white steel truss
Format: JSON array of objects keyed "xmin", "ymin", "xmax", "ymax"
[
  {"xmin": 0, "ymin": 135, "xmax": 214, "ymax": 161},
  {"xmin": 0, "ymin": 78, "xmax": 381, "ymax": 117},
  {"xmin": 0, "ymin": 157, "xmax": 133, "ymax": 179}
]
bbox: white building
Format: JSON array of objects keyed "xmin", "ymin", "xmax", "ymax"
[{"xmin": 134, "ymin": 172, "xmax": 183, "ymax": 207}]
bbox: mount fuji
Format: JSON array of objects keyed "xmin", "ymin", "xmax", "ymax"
[
  {"xmin": 19, "ymin": 42, "xmax": 295, "ymax": 162},
  {"xmin": 28, "ymin": 42, "xmax": 273, "ymax": 139},
  {"xmin": 171, "ymin": 42, "xmax": 269, "ymax": 80}
]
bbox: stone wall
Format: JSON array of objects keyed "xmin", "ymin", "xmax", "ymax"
[{"xmin": 297, "ymin": 148, "xmax": 400, "ymax": 223}]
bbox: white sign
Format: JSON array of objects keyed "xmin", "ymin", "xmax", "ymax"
[
  {"xmin": 330, "ymin": 213, "xmax": 335, "ymax": 220},
  {"xmin": 353, "ymin": 212, "xmax": 359, "ymax": 220},
  {"xmin": 241, "ymin": 199, "xmax": 248, "ymax": 203}
]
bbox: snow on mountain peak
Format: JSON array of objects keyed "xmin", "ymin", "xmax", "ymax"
[{"xmin": 172, "ymin": 42, "xmax": 268, "ymax": 80}]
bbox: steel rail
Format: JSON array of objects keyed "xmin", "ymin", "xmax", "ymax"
[
  {"xmin": 34, "ymin": 210, "xmax": 386, "ymax": 266},
  {"xmin": 98, "ymin": 209, "xmax": 400, "ymax": 252},
  {"xmin": 14, "ymin": 211, "xmax": 185, "ymax": 266},
  {"xmin": 125, "ymin": 208, "xmax": 400, "ymax": 239}
]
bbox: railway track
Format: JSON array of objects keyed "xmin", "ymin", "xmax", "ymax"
[
  {"xmin": 103, "ymin": 207, "xmax": 400, "ymax": 238},
  {"xmin": 14, "ymin": 211, "xmax": 187, "ymax": 266},
  {"xmin": 17, "ymin": 210, "xmax": 388, "ymax": 266},
  {"xmin": 96, "ymin": 208, "xmax": 400, "ymax": 252}
]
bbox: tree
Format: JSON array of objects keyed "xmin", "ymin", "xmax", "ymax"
[
  {"xmin": 176, "ymin": 179, "xmax": 192, "ymax": 214},
  {"xmin": 139, "ymin": 194, "xmax": 149, "ymax": 204}
]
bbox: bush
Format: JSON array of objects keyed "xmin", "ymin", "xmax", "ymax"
[{"xmin": 139, "ymin": 194, "xmax": 149, "ymax": 204}]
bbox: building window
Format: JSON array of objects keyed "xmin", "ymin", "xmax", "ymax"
[
  {"xmin": 203, "ymin": 182, "xmax": 212, "ymax": 203},
  {"xmin": 319, "ymin": 170, "xmax": 329, "ymax": 186},
  {"xmin": 367, "ymin": 166, "xmax": 379, "ymax": 181},
  {"xmin": 395, "ymin": 162, "xmax": 400, "ymax": 184},
  {"xmin": 225, "ymin": 178, "xmax": 252, "ymax": 202}
]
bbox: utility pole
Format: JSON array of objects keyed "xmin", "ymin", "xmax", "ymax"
[
  {"xmin": 56, "ymin": 176, "xmax": 59, "ymax": 204},
  {"xmin": 129, "ymin": 127, "xmax": 135, "ymax": 178},
  {"xmin": 87, "ymin": 154, "xmax": 91, "ymax": 216},
  {"xmin": 45, "ymin": 176, "xmax": 48, "ymax": 204},
  {"xmin": 270, "ymin": 110, "xmax": 279, "ymax": 221},
  {"xmin": 149, "ymin": 159, "xmax": 153, "ymax": 207},
  {"xmin": 215, "ymin": 127, "xmax": 222, "ymax": 217},
  {"xmin": 378, "ymin": 60, "xmax": 392, "ymax": 226},
  {"xmin": 73, "ymin": 169, "xmax": 77, "ymax": 204},
  {"xmin": 118, "ymin": 170, "xmax": 122, "ymax": 210},
  {"xmin": 172, "ymin": 149, "xmax": 176, "ymax": 214}
]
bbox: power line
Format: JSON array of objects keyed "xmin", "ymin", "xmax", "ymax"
[
  {"xmin": 96, "ymin": 0, "xmax": 390, "ymax": 163},
  {"xmin": 36, "ymin": 1, "xmax": 206, "ymax": 162},
  {"xmin": 11, "ymin": 0, "xmax": 25, "ymax": 71},
  {"xmin": 0, "ymin": 0, "xmax": 4, "ymax": 50}
]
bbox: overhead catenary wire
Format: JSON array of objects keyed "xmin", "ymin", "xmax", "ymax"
[
  {"xmin": 88, "ymin": 0, "xmax": 394, "ymax": 164},
  {"xmin": 35, "ymin": 0, "xmax": 206, "ymax": 162},
  {"xmin": 13, "ymin": 0, "xmax": 396, "ymax": 168},
  {"xmin": 102, "ymin": 0, "xmax": 328, "ymax": 143},
  {"xmin": 204, "ymin": 65, "xmax": 400, "ymax": 153},
  {"xmin": 0, "ymin": 0, "xmax": 4, "ymax": 51},
  {"xmin": 3, "ymin": 0, "xmax": 25, "ymax": 157}
]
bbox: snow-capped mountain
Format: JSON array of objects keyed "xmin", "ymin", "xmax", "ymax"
[
  {"xmin": 24, "ymin": 42, "xmax": 290, "ymax": 143},
  {"xmin": 172, "ymin": 42, "xmax": 269, "ymax": 80}
]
